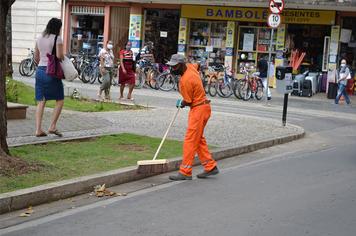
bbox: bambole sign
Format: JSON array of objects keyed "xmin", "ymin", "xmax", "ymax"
[{"xmin": 181, "ymin": 5, "xmax": 335, "ymax": 25}]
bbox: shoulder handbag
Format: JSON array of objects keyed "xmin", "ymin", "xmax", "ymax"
[
  {"xmin": 46, "ymin": 35, "xmax": 64, "ymax": 79},
  {"xmin": 60, "ymin": 56, "xmax": 78, "ymax": 81}
]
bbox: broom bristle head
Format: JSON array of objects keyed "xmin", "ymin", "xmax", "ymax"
[
  {"xmin": 137, "ymin": 163, "xmax": 168, "ymax": 174},
  {"xmin": 137, "ymin": 159, "xmax": 168, "ymax": 165}
]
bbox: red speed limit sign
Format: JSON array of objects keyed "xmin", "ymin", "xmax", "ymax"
[
  {"xmin": 269, "ymin": 0, "xmax": 285, "ymax": 14},
  {"xmin": 267, "ymin": 13, "xmax": 281, "ymax": 28}
]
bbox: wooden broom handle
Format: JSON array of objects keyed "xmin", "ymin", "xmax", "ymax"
[{"xmin": 153, "ymin": 108, "xmax": 180, "ymax": 160}]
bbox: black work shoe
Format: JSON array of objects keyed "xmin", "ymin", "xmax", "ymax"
[
  {"xmin": 197, "ymin": 166, "xmax": 219, "ymax": 179},
  {"xmin": 267, "ymin": 97, "xmax": 272, "ymax": 101},
  {"xmin": 169, "ymin": 172, "xmax": 192, "ymax": 181}
]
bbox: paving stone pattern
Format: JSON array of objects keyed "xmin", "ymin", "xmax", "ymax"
[{"xmin": 7, "ymin": 105, "xmax": 302, "ymax": 148}]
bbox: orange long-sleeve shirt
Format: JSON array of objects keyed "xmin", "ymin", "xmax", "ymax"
[{"xmin": 179, "ymin": 64, "xmax": 206, "ymax": 107}]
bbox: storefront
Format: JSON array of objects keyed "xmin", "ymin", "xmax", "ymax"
[
  {"xmin": 179, "ymin": 5, "xmax": 336, "ymax": 84},
  {"xmin": 337, "ymin": 12, "xmax": 356, "ymax": 93},
  {"xmin": 64, "ymin": 2, "xmax": 130, "ymax": 58}
]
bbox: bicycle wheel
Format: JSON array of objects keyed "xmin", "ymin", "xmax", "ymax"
[
  {"xmin": 25, "ymin": 61, "xmax": 36, "ymax": 76},
  {"xmin": 81, "ymin": 66, "xmax": 91, "ymax": 83},
  {"xmin": 98, "ymin": 73, "xmax": 103, "ymax": 84},
  {"xmin": 208, "ymin": 82, "xmax": 218, "ymax": 97},
  {"xmin": 217, "ymin": 80, "xmax": 233, "ymax": 98},
  {"xmin": 135, "ymin": 69, "xmax": 145, "ymax": 89},
  {"xmin": 89, "ymin": 68, "xmax": 98, "ymax": 84},
  {"xmin": 19, "ymin": 59, "xmax": 32, "ymax": 76},
  {"xmin": 158, "ymin": 74, "xmax": 174, "ymax": 91},
  {"xmin": 233, "ymin": 80, "xmax": 243, "ymax": 99},
  {"xmin": 18, "ymin": 59, "xmax": 27, "ymax": 76},
  {"xmin": 147, "ymin": 69, "xmax": 159, "ymax": 90},
  {"xmin": 200, "ymin": 73, "xmax": 209, "ymax": 94},
  {"xmin": 255, "ymin": 80, "xmax": 264, "ymax": 100},
  {"xmin": 239, "ymin": 80, "xmax": 252, "ymax": 101}
]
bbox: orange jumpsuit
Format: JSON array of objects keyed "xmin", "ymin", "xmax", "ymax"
[{"xmin": 178, "ymin": 64, "xmax": 217, "ymax": 176}]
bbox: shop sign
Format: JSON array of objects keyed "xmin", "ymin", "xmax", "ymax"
[
  {"xmin": 242, "ymin": 33, "xmax": 254, "ymax": 51},
  {"xmin": 129, "ymin": 14, "xmax": 142, "ymax": 41},
  {"xmin": 178, "ymin": 18, "xmax": 188, "ymax": 45},
  {"xmin": 160, "ymin": 31, "xmax": 168, "ymax": 38},
  {"xmin": 225, "ymin": 21, "xmax": 235, "ymax": 48},
  {"xmin": 71, "ymin": 6, "xmax": 104, "ymax": 16},
  {"xmin": 181, "ymin": 5, "xmax": 335, "ymax": 25},
  {"xmin": 276, "ymin": 24, "xmax": 286, "ymax": 51}
]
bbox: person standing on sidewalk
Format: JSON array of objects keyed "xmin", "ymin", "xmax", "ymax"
[
  {"xmin": 97, "ymin": 40, "xmax": 114, "ymax": 101},
  {"xmin": 335, "ymin": 59, "xmax": 352, "ymax": 105},
  {"xmin": 34, "ymin": 18, "xmax": 64, "ymax": 137},
  {"xmin": 118, "ymin": 41, "xmax": 135, "ymax": 100},
  {"xmin": 257, "ymin": 56, "xmax": 272, "ymax": 100},
  {"xmin": 167, "ymin": 54, "xmax": 219, "ymax": 181}
]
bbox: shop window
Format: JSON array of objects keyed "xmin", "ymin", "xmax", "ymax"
[
  {"xmin": 286, "ymin": 24, "xmax": 330, "ymax": 72},
  {"xmin": 70, "ymin": 8, "xmax": 104, "ymax": 56},
  {"xmin": 236, "ymin": 26, "xmax": 277, "ymax": 75},
  {"xmin": 187, "ymin": 20, "xmax": 227, "ymax": 66},
  {"xmin": 143, "ymin": 9, "xmax": 180, "ymax": 63}
]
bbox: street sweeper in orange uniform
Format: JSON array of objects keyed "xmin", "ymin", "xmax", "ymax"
[{"xmin": 167, "ymin": 54, "xmax": 219, "ymax": 181}]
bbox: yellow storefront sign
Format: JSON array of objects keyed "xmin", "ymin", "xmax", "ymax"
[{"xmin": 181, "ymin": 5, "xmax": 335, "ymax": 25}]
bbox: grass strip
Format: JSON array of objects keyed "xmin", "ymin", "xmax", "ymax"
[
  {"xmin": 1, "ymin": 133, "xmax": 183, "ymax": 194},
  {"xmin": 6, "ymin": 78, "xmax": 142, "ymax": 112}
]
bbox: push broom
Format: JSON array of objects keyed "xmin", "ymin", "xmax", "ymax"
[{"xmin": 137, "ymin": 108, "xmax": 180, "ymax": 174}]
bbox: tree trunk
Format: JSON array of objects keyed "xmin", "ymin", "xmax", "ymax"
[
  {"xmin": 0, "ymin": 2, "xmax": 10, "ymax": 156},
  {"xmin": 6, "ymin": 8, "xmax": 13, "ymax": 76},
  {"xmin": 0, "ymin": 0, "xmax": 37, "ymax": 177}
]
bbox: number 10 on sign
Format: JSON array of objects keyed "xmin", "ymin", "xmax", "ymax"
[{"xmin": 268, "ymin": 13, "xmax": 281, "ymax": 28}]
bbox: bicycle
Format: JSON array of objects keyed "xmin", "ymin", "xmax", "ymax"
[
  {"xmin": 19, "ymin": 48, "xmax": 37, "ymax": 77},
  {"xmin": 70, "ymin": 52, "xmax": 91, "ymax": 83},
  {"xmin": 215, "ymin": 66, "xmax": 236, "ymax": 98},
  {"xmin": 205, "ymin": 64, "xmax": 225, "ymax": 97},
  {"xmin": 89, "ymin": 57, "xmax": 101, "ymax": 84},
  {"xmin": 135, "ymin": 59, "xmax": 161, "ymax": 89},
  {"xmin": 236, "ymin": 67, "xmax": 264, "ymax": 101},
  {"xmin": 157, "ymin": 66, "xmax": 180, "ymax": 92}
]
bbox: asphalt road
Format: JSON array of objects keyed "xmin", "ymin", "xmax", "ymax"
[
  {"xmin": 1, "ymin": 129, "xmax": 355, "ymax": 236},
  {"xmin": 2, "ymin": 76, "xmax": 355, "ymax": 236}
]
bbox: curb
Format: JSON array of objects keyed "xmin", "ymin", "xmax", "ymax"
[{"xmin": 0, "ymin": 129, "xmax": 305, "ymax": 214}]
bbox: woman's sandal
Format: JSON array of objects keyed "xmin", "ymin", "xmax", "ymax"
[
  {"xmin": 35, "ymin": 132, "xmax": 47, "ymax": 137},
  {"xmin": 48, "ymin": 129, "xmax": 63, "ymax": 137}
]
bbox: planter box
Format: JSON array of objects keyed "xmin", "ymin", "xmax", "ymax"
[{"xmin": 6, "ymin": 102, "xmax": 28, "ymax": 120}]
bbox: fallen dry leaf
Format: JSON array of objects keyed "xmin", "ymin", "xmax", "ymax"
[
  {"xmin": 19, "ymin": 206, "xmax": 34, "ymax": 217},
  {"xmin": 94, "ymin": 184, "xmax": 117, "ymax": 198}
]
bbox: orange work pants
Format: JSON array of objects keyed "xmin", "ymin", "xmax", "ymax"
[{"xmin": 180, "ymin": 104, "xmax": 217, "ymax": 176}]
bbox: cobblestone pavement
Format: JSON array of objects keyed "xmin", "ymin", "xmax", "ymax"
[{"xmin": 7, "ymin": 72, "xmax": 304, "ymax": 147}]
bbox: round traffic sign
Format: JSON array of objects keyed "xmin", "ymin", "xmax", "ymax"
[
  {"xmin": 269, "ymin": 0, "xmax": 284, "ymax": 14},
  {"xmin": 267, "ymin": 13, "xmax": 281, "ymax": 28}
]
